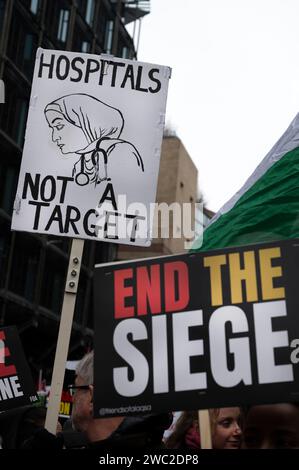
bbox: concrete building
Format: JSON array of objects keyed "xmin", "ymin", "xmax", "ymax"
[{"xmin": 117, "ymin": 135, "xmax": 198, "ymax": 260}]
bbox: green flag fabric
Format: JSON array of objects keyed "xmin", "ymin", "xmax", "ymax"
[{"xmin": 192, "ymin": 114, "xmax": 299, "ymax": 252}]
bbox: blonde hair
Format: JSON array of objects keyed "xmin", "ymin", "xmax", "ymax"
[
  {"xmin": 166, "ymin": 408, "xmax": 242, "ymax": 449},
  {"xmin": 208, "ymin": 408, "xmax": 220, "ymax": 435},
  {"xmin": 165, "ymin": 411, "xmax": 197, "ymax": 448}
]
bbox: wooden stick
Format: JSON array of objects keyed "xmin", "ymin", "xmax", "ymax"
[
  {"xmin": 198, "ymin": 409, "xmax": 212, "ymax": 449},
  {"xmin": 45, "ymin": 238, "xmax": 84, "ymax": 434}
]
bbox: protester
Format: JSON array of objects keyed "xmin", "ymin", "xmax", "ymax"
[
  {"xmin": 69, "ymin": 350, "xmax": 171, "ymax": 449},
  {"xmin": 209, "ymin": 408, "xmax": 242, "ymax": 449},
  {"xmin": 0, "ymin": 405, "xmax": 62, "ymax": 449},
  {"xmin": 165, "ymin": 407, "xmax": 242, "ymax": 449},
  {"xmin": 6, "ymin": 350, "xmax": 169, "ymax": 449},
  {"xmin": 164, "ymin": 411, "xmax": 198, "ymax": 449},
  {"xmin": 242, "ymin": 403, "xmax": 299, "ymax": 449}
]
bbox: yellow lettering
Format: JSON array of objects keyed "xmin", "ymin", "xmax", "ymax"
[
  {"xmin": 63, "ymin": 402, "xmax": 70, "ymax": 415},
  {"xmin": 229, "ymin": 251, "xmax": 258, "ymax": 303},
  {"xmin": 259, "ymin": 247, "xmax": 285, "ymax": 300},
  {"xmin": 204, "ymin": 255, "xmax": 226, "ymax": 306},
  {"xmin": 59, "ymin": 401, "xmax": 71, "ymax": 415}
]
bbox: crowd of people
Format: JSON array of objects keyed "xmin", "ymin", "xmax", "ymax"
[{"xmin": 1, "ymin": 351, "xmax": 299, "ymax": 450}]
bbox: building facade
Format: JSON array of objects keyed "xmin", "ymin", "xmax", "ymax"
[
  {"xmin": 0, "ymin": 0, "xmax": 150, "ymax": 378},
  {"xmin": 117, "ymin": 135, "xmax": 199, "ymax": 260}
]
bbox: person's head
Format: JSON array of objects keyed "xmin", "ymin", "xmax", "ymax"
[
  {"xmin": 209, "ymin": 407, "xmax": 242, "ymax": 449},
  {"xmin": 44, "ymin": 94, "xmax": 124, "ymax": 155},
  {"xmin": 242, "ymin": 403, "xmax": 299, "ymax": 449},
  {"xmin": 164, "ymin": 411, "xmax": 199, "ymax": 449},
  {"xmin": 165, "ymin": 407, "xmax": 242, "ymax": 450},
  {"xmin": 71, "ymin": 350, "xmax": 124, "ymax": 442},
  {"xmin": 71, "ymin": 350, "xmax": 94, "ymax": 433}
]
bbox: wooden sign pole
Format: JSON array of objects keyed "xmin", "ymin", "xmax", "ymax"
[
  {"xmin": 198, "ymin": 409, "xmax": 212, "ymax": 449},
  {"xmin": 45, "ymin": 238, "xmax": 84, "ymax": 434}
]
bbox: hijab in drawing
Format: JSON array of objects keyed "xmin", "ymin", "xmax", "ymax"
[{"xmin": 45, "ymin": 93, "xmax": 144, "ymax": 186}]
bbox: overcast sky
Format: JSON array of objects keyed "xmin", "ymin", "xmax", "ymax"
[{"xmin": 138, "ymin": 0, "xmax": 299, "ymax": 212}]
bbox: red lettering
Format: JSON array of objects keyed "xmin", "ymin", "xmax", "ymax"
[
  {"xmin": 114, "ymin": 268, "xmax": 134, "ymax": 318},
  {"xmin": 61, "ymin": 390, "xmax": 72, "ymax": 402},
  {"xmin": 164, "ymin": 261, "xmax": 189, "ymax": 312},
  {"xmin": 0, "ymin": 331, "xmax": 17, "ymax": 377},
  {"xmin": 137, "ymin": 265, "xmax": 161, "ymax": 315}
]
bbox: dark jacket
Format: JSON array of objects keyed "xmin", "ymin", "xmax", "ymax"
[
  {"xmin": 0, "ymin": 405, "xmax": 48, "ymax": 449},
  {"xmin": 17, "ymin": 413, "xmax": 171, "ymax": 450},
  {"xmin": 87, "ymin": 413, "xmax": 171, "ymax": 450}
]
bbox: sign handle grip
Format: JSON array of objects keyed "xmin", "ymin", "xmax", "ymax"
[{"xmin": 45, "ymin": 238, "xmax": 84, "ymax": 434}]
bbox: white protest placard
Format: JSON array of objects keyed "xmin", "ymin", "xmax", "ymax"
[{"xmin": 12, "ymin": 48, "xmax": 170, "ymax": 246}]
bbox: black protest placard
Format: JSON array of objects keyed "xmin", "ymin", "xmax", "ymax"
[
  {"xmin": 56, "ymin": 363, "xmax": 76, "ymax": 420},
  {"xmin": 93, "ymin": 239, "xmax": 299, "ymax": 417},
  {"xmin": 40, "ymin": 363, "xmax": 76, "ymax": 419},
  {"xmin": 0, "ymin": 326, "xmax": 38, "ymax": 412}
]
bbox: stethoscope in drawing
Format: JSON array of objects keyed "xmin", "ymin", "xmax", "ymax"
[{"xmin": 74, "ymin": 137, "xmax": 112, "ymax": 186}]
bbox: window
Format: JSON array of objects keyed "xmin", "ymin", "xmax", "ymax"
[
  {"xmin": 24, "ymin": 33, "xmax": 34, "ymax": 61},
  {"xmin": 72, "ymin": 22, "xmax": 92, "ymax": 53},
  {"xmin": 117, "ymin": 24, "xmax": 135, "ymax": 59},
  {"xmin": 0, "ymin": 0, "xmax": 5, "ymax": 32},
  {"xmin": 81, "ymin": 41, "xmax": 90, "ymax": 53},
  {"xmin": 45, "ymin": 0, "xmax": 70, "ymax": 46},
  {"xmin": 3, "ymin": 302, "xmax": 34, "ymax": 331},
  {"xmin": 0, "ymin": 163, "xmax": 18, "ymax": 215},
  {"xmin": 104, "ymin": 20, "xmax": 114, "ymax": 54},
  {"xmin": 16, "ymin": 99, "xmax": 28, "ymax": 147},
  {"xmin": 40, "ymin": 250, "xmax": 67, "ymax": 313},
  {"xmin": 77, "ymin": 0, "xmax": 95, "ymax": 26},
  {"xmin": 96, "ymin": 4, "xmax": 110, "ymax": 48},
  {"xmin": 0, "ymin": 71, "xmax": 29, "ymax": 147},
  {"xmin": 122, "ymin": 46, "xmax": 129, "ymax": 58},
  {"xmin": 30, "ymin": 0, "xmax": 39, "ymax": 15},
  {"xmin": 57, "ymin": 9, "xmax": 69, "ymax": 43},
  {"xmin": 9, "ymin": 234, "xmax": 40, "ymax": 301},
  {"xmin": 46, "ymin": 235, "xmax": 70, "ymax": 255},
  {"xmin": 85, "ymin": 0, "xmax": 95, "ymax": 26},
  {"xmin": 7, "ymin": 8, "xmax": 38, "ymax": 78},
  {"xmin": 20, "ymin": 0, "xmax": 40, "ymax": 15},
  {"xmin": 119, "ymin": 42, "xmax": 133, "ymax": 60},
  {"xmin": 0, "ymin": 221, "xmax": 11, "ymax": 289}
]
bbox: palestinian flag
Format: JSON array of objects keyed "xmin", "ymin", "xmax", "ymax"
[{"xmin": 191, "ymin": 114, "xmax": 299, "ymax": 251}]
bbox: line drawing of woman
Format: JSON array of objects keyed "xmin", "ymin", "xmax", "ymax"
[{"xmin": 44, "ymin": 93, "xmax": 144, "ymax": 186}]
